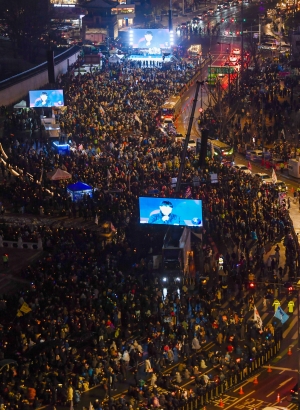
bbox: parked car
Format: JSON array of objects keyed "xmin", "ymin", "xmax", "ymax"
[
  {"xmin": 254, "ymin": 172, "xmax": 273, "ymax": 184},
  {"xmin": 246, "ymin": 149, "xmax": 271, "ymax": 161},
  {"xmin": 274, "ymin": 180, "xmax": 288, "ymax": 192},
  {"xmin": 232, "ymin": 164, "xmax": 252, "ymax": 174}
]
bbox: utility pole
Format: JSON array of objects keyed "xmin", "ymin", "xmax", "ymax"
[
  {"xmin": 241, "ymin": 0, "xmax": 244, "ymax": 78},
  {"xmin": 176, "ymin": 81, "xmax": 201, "ymax": 192}
]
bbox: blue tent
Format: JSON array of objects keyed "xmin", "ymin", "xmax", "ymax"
[{"xmin": 67, "ymin": 182, "xmax": 93, "ymax": 202}]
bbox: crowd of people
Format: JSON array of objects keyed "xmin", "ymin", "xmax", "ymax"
[{"xmin": 0, "ymin": 56, "xmax": 296, "ymax": 409}]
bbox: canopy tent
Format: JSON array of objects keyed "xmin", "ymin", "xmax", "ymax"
[
  {"xmin": 47, "ymin": 168, "xmax": 72, "ymax": 181},
  {"xmin": 67, "ymin": 181, "xmax": 93, "ymax": 202},
  {"xmin": 13, "ymin": 100, "xmax": 27, "ymax": 109}
]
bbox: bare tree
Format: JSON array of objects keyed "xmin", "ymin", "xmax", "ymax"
[
  {"xmin": 243, "ymin": 32, "xmax": 259, "ymax": 71},
  {"xmin": 1, "ymin": 0, "xmax": 51, "ymax": 62}
]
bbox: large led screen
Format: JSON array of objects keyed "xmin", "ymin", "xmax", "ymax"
[
  {"xmin": 130, "ymin": 29, "xmax": 172, "ymax": 49},
  {"xmin": 139, "ymin": 197, "xmax": 203, "ymax": 227},
  {"xmin": 29, "ymin": 90, "xmax": 64, "ymax": 108}
]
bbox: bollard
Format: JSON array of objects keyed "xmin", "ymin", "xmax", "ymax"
[
  {"xmin": 209, "ymin": 388, "xmax": 214, "ymax": 401},
  {"xmin": 258, "ymin": 357, "xmax": 261, "ymax": 367},
  {"xmin": 251, "ymin": 361, "xmax": 255, "ymax": 371},
  {"xmin": 235, "ymin": 374, "xmax": 238, "ymax": 384},
  {"xmin": 240, "ymin": 371, "xmax": 243, "ymax": 381},
  {"xmin": 200, "ymin": 395, "xmax": 203, "ymax": 406},
  {"xmin": 262, "ymin": 354, "xmax": 264, "ymax": 365},
  {"xmin": 221, "ymin": 382, "xmax": 225, "ymax": 394},
  {"xmin": 205, "ymin": 392, "xmax": 209, "ymax": 403},
  {"xmin": 215, "ymin": 386, "xmax": 219, "ymax": 398},
  {"xmin": 268, "ymin": 350, "xmax": 270, "ymax": 360}
]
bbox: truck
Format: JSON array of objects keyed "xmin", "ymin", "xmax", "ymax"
[
  {"xmin": 162, "ymin": 226, "xmax": 191, "ymax": 274},
  {"xmin": 288, "ymin": 158, "xmax": 300, "ymax": 178}
]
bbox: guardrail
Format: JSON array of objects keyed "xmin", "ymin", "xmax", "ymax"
[
  {"xmin": 0, "ymin": 237, "xmax": 42, "ymax": 250},
  {"xmin": 174, "ymin": 340, "xmax": 281, "ymax": 409}
]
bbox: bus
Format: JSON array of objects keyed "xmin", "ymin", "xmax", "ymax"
[
  {"xmin": 207, "ymin": 65, "xmax": 236, "ymax": 86},
  {"xmin": 197, "ymin": 137, "xmax": 234, "ymax": 163},
  {"xmin": 160, "ymin": 95, "xmax": 182, "ymax": 121}
]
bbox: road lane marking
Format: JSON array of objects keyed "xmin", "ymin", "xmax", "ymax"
[
  {"xmin": 283, "ymin": 316, "xmax": 298, "ymax": 338},
  {"xmin": 266, "ymin": 391, "xmax": 275, "ymax": 397},
  {"xmin": 279, "ymin": 377, "xmax": 293, "ymax": 387},
  {"xmin": 222, "ymin": 391, "xmax": 254, "ymax": 409},
  {"xmin": 263, "ymin": 365, "xmax": 298, "ymax": 372}
]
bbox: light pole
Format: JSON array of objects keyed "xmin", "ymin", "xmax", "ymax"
[{"xmin": 294, "ymin": 280, "xmax": 300, "ymax": 409}]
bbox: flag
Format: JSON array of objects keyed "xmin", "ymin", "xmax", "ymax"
[
  {"xmin": 253, "ymin": 305, "xmax": 263, "ymax": 330},
  {"xmin": 16, "ymin": 310, "xmax": 23, "ymax": 317},
  {"xmin": 274, "ymin": 306, "xmax": 289, "ymax": 324},
  {"xmin": 272, "ymin": 168, "xmax": 277, "ymax": 184},
  {"xmin": 111, "ymin": 223, "xmax": 116, "ymax": 232},
  {"xmin": 107, "ymin": 169, "xmax": 112, "ymax": 179},
  {"xmin": 185, "ymin": 186, "xmax": 192, "ymax": 198},
  {"xmin": 248, "ymin": 161, "xmax": 252, "ymax": 171},
  {"xmin": 20, "ymin": 302, "xmax": 32, "ymax": 314},
  {"xmin": 228, "ymin": 148, "xmax": 234, "ymax": 155},
  {"xmin": 211, "ymin": 144, "xmax": 215, "ymax": 158},
  {"xmin": 134, "ymin": 114, "xmax": 142, "ymax": 125}
]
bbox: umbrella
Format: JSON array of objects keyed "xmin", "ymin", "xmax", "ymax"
[{"xmin": 47, "ymin": 168, "xmax": 72, "ymax": 181}]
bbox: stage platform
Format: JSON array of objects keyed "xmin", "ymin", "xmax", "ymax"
[{"xmin": 128, "ymin": 54, "xmax": 176, "ymax": 63}]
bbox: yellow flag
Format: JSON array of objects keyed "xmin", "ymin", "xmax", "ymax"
[
  {"xmin": 20, "ymin": 302, "xmax": 32, "ymax": 314},
  {"xmin": 16, "ymin": 310, "xmax": 23, "ymax": 317}
]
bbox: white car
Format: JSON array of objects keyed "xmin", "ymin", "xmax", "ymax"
[
  {"xmin": 274, "ymin": 180, "xmax": 288, "ymax": 192},
  {"xmin": 254, "ymin": 172, "xmax": 273, "ymax": 184},
  {"xmin": 232, "ymin": 48, "xmax": 240, "ymax": 55},
  {"xmin": 233, "ymin": 164, "xmax": 252, "ymax": 174},
  {"xmin": 162, "ymin": 118, "xmax": 174, "ymax": 127},
  {"xmin": 229, "ymin": 55, "xmax": 238, "ymax": 62},
  {"xmin": 188, "ymin": 139, "xmax": 196, "ymax": 150}
]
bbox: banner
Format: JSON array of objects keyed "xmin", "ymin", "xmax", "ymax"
[
  {"xmin": 253, "ymin": 305, "xmax": 263, "ymax": 329},
  {"xmin": 20, "ymin": 302, "xmax": 32, "ymax": 314},
  {"xmin": 274, "ymin": 306, "xmax": 289, "ymax": 324},
  {"xmin": 272, "ymin": 168, "xmax": 277, "ymax": 184}
]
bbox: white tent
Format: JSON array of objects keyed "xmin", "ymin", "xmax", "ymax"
[
  {"xmin": 13, "ymin": 100, "xmax": 27, "ymax": 109},
  {"xmin": 47, "ymin": 168, "xmax": 72, "ymax": 181}
]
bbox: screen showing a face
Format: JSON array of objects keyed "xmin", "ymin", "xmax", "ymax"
[
  {"xmin": 29, "ymin": 90, "xmax": 64, "ymax": 108},
  {"xmin": 139, "ymin": 197, "xmax": 203, "ymax": 227},
  {"xmin": 130, "ymin": 29, "xmax": 171, "ymax": 49}
]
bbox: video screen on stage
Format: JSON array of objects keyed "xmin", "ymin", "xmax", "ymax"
[
  {"xmin": 130, "ymin": 29, "xmax": 172, "ymax": 49},
  {"xmin": 29, "ymin": 90, "xmax": 64, "ymax": 108},
  {"xmin": 139, "ymin": 197, "xmax": 203, "ymax": 227}
]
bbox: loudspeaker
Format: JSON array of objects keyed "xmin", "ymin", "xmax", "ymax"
[
  {"xmin": 168, "ymin": 10, "xmax": 172, "ymax": 31},
  {"xmin": 47, "ymin": 50, "xmax": 55, "ymax": 84},
  {"xmin": 199, "ymin": 128, "xmax": 209, "ymax": 169}
]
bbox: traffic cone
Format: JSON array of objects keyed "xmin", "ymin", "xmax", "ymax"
[
  {"xmin": 239, "ymin": 386, "xmax": 244, "ymax": 395},
  {"xmin": 219, "ymin": 398, "xmax": 224, "ymax": 407},
  {"xmin": 277, "ymin": 393, "xmax": 280, "ymax": 403},
  {"xmin": 253, "ymin": 375, "xmax": 258, "ymax": 384},
  {"xmin": 288, "ymin": 346, "xmax": 292, "ymax": 356},
  {"xmin": 267, "ymin": 364, "xmax": 272, "ymax": 373}
]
